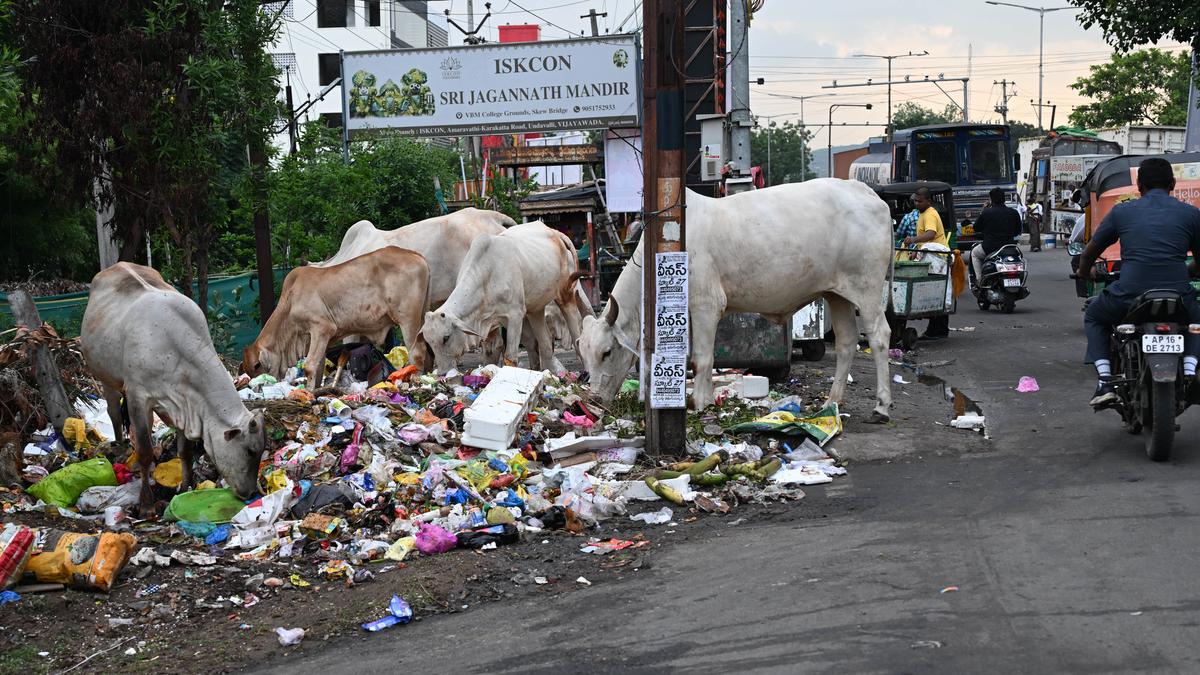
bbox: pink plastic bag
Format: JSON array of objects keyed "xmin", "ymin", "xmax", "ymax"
[
  {"xmin": 414, "ymin": 523, "xmax": 457, "ymax": 555},
  {"xmin": 1016, "ymin": 376, "xmax": 1039, "ymax": 393},
  {"xmin": 563, "ymin": 411, "xmax": 595, "ymax": 428}
]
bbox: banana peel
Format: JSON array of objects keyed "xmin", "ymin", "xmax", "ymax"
[{"xmin": 644, "ymin": 476, "xmax": 686, "ymax": 505}]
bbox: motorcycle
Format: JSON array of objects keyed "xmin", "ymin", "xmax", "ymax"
[
  {"xmin": 968, "ymin": 243, "xmax": 1029, "ymax": 313},
  {"xmin": 1085, "ymin": 264, "xmax": 1196, "ymax": 461}
]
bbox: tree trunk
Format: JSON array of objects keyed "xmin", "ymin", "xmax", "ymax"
[
  {"xmin": 179, "ymin": 244, "xmax": 195, "ymax": 303},
  {"xmin": 197, "ymin": 247, "xmax": 210, "ymax": 316},
  {"xmin": 7, "ymin": 290, "xmax": 71, "ymax": 433}
]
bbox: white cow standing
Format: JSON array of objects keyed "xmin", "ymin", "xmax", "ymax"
[
  {"xmin": 421, "ymin": 221, "xmax": 586, "ymax": 374},
  {"xmin": 314, "ymin": 207, "xmax": 515, "ymax": 308},
  {"xmin": 577, "ymin": 179, "xmax": 895, "ymax": 420}
]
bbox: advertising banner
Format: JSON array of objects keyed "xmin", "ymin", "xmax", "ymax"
[{"xmin": 342, "ymin": 35, "xmax": 640, "ymax": 138}]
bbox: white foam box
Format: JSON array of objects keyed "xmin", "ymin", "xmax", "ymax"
[
  {"xmin": 738, "ymin": 375, "xmax": 770, "ymax": 399},
  {"xmin": 460, "ymin": 366, "xmax": 546, "ymax": 451}
]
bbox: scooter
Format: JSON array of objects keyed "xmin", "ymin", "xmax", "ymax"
[{"xmin": 969, "ymin": 243, "xmax": 1030, "ymax": 313}]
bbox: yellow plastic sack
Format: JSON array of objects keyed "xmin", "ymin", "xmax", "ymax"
[
  {"xmin": 153, "ymin": 458, "xmax": 183, "ymax": 489},
  {"xmin": 62, "ymin": 418, "xmax": 103, "ymax": 451},
  {"xmin": 26, "ymin": 529, "xmax": 138, "ymax": 592},
  {"xmin": 264, "ymin": 469, "xmax": 290, "ymax": 494},
  {"xmin": 385, "ymin": 536, "xmax": 415, "ymax": 562},
  {"xmin": 385, "ymin": 346, "xmax": 409, "ymax": 369}
]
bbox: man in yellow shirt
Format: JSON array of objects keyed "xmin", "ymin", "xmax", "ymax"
[
  {"xmin": 902, "ymin": 186, "xmax": 948, "ymax": 248},
  {"xmin": 902, "ymin": 186, "xmax": 951, "ymax": 340}
]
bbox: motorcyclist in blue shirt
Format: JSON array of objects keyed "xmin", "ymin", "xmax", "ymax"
[{"xmin": 1075, "ymin": 157, "xmax": 1200, "ymax": 408}]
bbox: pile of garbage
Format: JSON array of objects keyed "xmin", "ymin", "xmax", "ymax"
[{"xmin": 0, "ymin": 344, "xmax": 847, "ymax": 628}]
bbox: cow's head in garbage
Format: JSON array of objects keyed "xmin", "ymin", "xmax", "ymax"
[
  {"xmin": 211, "ymin": 409, "xmax": 266, "ymax": 499},
  {"xmin": 240, "ymin": 340, "xmax": 284, "ymax": 379},
  {"xmin": 421, "ymin": 310, "xmax": 480, "ymax": 374},
  {"xmin": 577, "ymin": 297, "xmax": 639, "ymax": 401}
]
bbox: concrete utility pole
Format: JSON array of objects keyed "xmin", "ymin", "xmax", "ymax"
[
  {"xmin": 727, "ymin": 0, "xmax": 753, "ymax": 186},
  {"xmin": 994, "ymin": 79, "xmax": 1016, "ymax": 125},
  {"xmin": 641, "ymin": 0, "xmax": 687, "ymax": 455},
  {"xmin": 851, "ymin": 51, "xmax": 927, "ymax": 138},
  {"xmin": 581, "ymin": 8, "xmax": 607, "ymax": 36},
  {"xmin": 984, "ymin": 2, "xmax": 1074, "ymax": 131},
  {"xmin": 444, "ymin": 1, "xmax": 492, "ymax": 45},
  {"xmin": 1186, "ymin": 45, "xmax": 1200, "ymax": 151}
]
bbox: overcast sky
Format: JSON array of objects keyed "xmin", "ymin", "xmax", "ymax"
[{"xmin": 440, "ymin": 0, "xmax": 1188, "ymax": 146}]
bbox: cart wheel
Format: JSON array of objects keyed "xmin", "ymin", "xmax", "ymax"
[
  {"xmin": 902, "ymin": 327, "xmax": 919, "ymax": 351},
  {"xmin": 977, "ymin": 298, "xmax": 990, "ymax": 311},
  {"xmin": 800, "ymin": 340, "xmax": 826, "ymax": 361}
]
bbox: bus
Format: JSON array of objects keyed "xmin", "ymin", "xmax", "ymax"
[{"xmin": 850, "ymin": 123, "xmax": 1018, "ymax": 250}]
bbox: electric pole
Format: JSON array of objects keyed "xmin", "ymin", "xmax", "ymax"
[
  {"xmin": 581, "ymin": 8, "xmax": 608, "ymax": 36},
  {"xmin": 851, "ymin": 50, "xmax": 928, "ymax": 138},
  {"xmin": 994, "ymin": 79, "xmax": 1016, "ymax": 126},
  {"xmin": 985, "ymin": 2, "xmax": 1075, "ymax": 131},
  {"xmin": 726, "ymin": 0, "xmax": 752, "ymax": 188},
  {"xmin": 642, "ymin": 0, "xmax": 687, "ymax": 455},
  {"xmin": 444, "ymin": 1, "xmax": 492, "ymax": 45}
]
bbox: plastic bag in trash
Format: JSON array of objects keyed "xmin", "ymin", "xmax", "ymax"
[
  {"xmin": 0, "ymin": 523, "xmax": 35, "ymax": 589},
  {"xmin": 275, "ymin": 627, "xmax": 305, "ymax": 646},
  {"xmin": 163, "ymin": 488, "xmax": 247, "ymax": 524},
  {"xmin": 630, "ymin": 506, "xmax": 673, "ymax": 525},
  {"xmin": 76, "ymin": 482, "xmax": 141, "ymax": 514},
  {"xmin": 26, "ymin": 529, "xmax": 138, "ymax": 592},
  {"xmin": 414, "ymin": 523, "xmax": 457, "ymax": 555},
  {"xmin": 456, "ymin": 523, "xmax": 519, "ymax": 549},
  {"xmin": 26, "ymin": 457, "xmax": 118, "ymax": 508},
  {"xmin": 362, "ymin": 594, "xmax": 413, "ymax": 632}
]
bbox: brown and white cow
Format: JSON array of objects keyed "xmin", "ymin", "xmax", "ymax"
[
  {"xmin": 242, "ymin": 246, "xmax": 430, "ymax": 387},
  {"xmin": 80, "ymin": 263, "xmax": 266, "ymax": 516}
]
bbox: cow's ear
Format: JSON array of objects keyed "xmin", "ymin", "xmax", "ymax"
[
  {"xmin": 452, "ymin": 317, "xmax": 481, "ymax": 338},
  {"xmin": 612, "ymin": 325, "xmax": 639, "ymax": 357},
  {"xmin": 224, "ymin": 428, "xmax": 241, "ymax": 442}
]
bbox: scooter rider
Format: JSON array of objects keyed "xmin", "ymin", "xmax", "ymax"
[
  {"xmin": 970, "ymin": 187, "xmax": 1023, "ymax": 283},
  {"xmin": 1075, "ymin": 157, "xmax": 1200, "ymax": 408}
]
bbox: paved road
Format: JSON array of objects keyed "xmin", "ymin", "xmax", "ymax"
[{"xmin": 270, "ymin": 248, "xmax": 1200, "ymax": 674}]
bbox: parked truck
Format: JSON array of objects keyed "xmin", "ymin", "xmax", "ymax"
[{"xmin": 1096, "ymin": 125, "xmax": 1186, "ymax": 155}]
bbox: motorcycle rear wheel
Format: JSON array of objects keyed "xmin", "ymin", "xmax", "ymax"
[
  {"xmin": 1146, "ymin": 380, "xmax": 1175, "ymax": 462},
  {"xmin": 1001, "ymin": 298, "xmax": 1016, "ymax": 314}
]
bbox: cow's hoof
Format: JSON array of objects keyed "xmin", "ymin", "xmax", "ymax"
[{"xmin": 867, "ymin": 411, "xmax": 890, "ymax": 425}]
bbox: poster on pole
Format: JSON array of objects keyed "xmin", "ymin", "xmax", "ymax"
[
  {"xmin": 342, "ymin": 35, "xmax": 640, "ymax": 138},
  {"xmin": 649, "ymin": 353, "xmax": 687, "ymax": 409},
  {"xmin": 653, "ymin": 252, "xmax": 689, "ymax": 358}
]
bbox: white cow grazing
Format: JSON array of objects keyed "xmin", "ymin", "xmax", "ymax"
[
  {"xmin": 80, "ymin": 263, "xmax": 266, "ymax": 516},
  {"xmin": 314, "ymin": 207, "xmax": 515, "ymax": 308},
  {"xmin": 577, "ymin": 179, "xmax": 894, "ymax": 419},
  {"xmin": 421, "ymin": 221, "xmax": 585, "ymax": 374}
]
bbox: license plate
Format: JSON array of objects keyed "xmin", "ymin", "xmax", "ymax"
[
  {"xmin": 1002, "ymin": 278, "xmax": 1022, "ymax": 287},
  {"xmin": 1142, "ymin": 334, "xmax": 1184, "ymax": 353}
]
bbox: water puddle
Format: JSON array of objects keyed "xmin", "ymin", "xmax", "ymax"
[{"xmin": 918, "ymin": 372, "xmax": 983, "ymax": 418}]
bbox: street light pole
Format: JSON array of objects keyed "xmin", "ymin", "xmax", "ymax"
[
  {"xmin": 767, "ymin": 121, "xmax": 773, "ymax": 185},
  {"xmin": 754, "ymin": 94, "xmax": 835, "ymax": 180},
  {"xmin": 828, "ymin": 103, "xmax": 873, "ymax": 179},
  {"xmin": 853, "ymin": 51, "xmax": 927, "ymax": 139},
  {"xmin": 985, "ymin": 2, "xmax": 1074, "ymax": 131}
]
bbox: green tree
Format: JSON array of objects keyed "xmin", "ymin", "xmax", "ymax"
[
  {"xmin": 13, "ymin": 0, "xmax": 281, "ymax": 309},
  {"xmin": 890, "ymin": 102, "xmax": 960, "ymax": 130},
  {"xmin": 1068, "ymin": 49, "xmax": 1190, "ymax": 128},
  {"xmin": 0, "ymin": 0, "xmax": 97, "ymax": 283},
  {"xmin": 259, "ymin": 122, "xmax": 462, "ymax": 268},
  {"xmin": 1007, "ymin": 120, "xmax": 1043, "ymax": 139},
  {"xmin": 750, "ymin": 121, "xmax": 814, "ymax": 185},
  {"xmin": 1069, "ymin": 1, "xmax": 1200, "ymax": 52}
]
